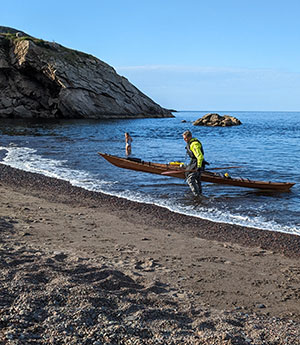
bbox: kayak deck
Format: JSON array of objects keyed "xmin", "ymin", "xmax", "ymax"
[{"xmin": 98, "ymin": 152, "xmax": 295, "ymax": 192}]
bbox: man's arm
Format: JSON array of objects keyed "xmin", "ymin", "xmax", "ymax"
[{"xmin": 190, "ymin": 141, "xmax": 204, "ymax": 168}]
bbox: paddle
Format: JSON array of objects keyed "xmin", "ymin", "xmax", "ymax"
[{"xmin": 161, "ymin": 166, "xmax": 242, "ymax": 175}]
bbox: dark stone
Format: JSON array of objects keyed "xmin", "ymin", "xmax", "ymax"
[{"xmin": 193, "ymin": 113, "xmax": 242, "ymax": 127}]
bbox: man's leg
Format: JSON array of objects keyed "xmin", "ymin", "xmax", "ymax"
[
  {"xmin": 197, "ymin": 170, "xmax": 202, "ymax": 194},
  {"xmin": 186, "ymin": 172, "xmax": 202, "ymax": 196}
]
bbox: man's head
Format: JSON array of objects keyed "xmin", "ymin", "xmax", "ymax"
[{"xmin": 182, "ymin": 130, "xmax": 192, "ymax": 142}]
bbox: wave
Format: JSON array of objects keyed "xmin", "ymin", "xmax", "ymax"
[{"xmin": 0, "ymin": 145, "xmax": 299, "ymax": 236}]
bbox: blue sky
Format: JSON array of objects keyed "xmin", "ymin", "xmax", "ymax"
[{"xmin": 2, "ymin": 0, "xmax": 300, "ymax": 111}]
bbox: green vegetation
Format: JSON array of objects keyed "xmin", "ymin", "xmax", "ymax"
[
  {"xmin": 0, "ymin": 32, "xmax": 95, "ymax": 66},
  {"xmin": 1, "ymin": 33, "xmax": 51, "ymax": 48}
]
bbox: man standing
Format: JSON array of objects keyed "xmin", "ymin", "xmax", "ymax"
[{"xmin": 182, "ymin": 130, "xmax": 204, "ymax": 196}]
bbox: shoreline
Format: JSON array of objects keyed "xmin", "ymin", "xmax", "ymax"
[
  {"xmin": 1, "ymin": 163, "xmax": 300, "ymax": 344},
  {"xmin": 1, "ymin": 163, "xmax": 300, "ymax": 258}
]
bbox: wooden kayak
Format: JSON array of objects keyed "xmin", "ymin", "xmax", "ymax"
[{"xmin": 98, "ymin": 152, "xmax": 295, "ymax": 192}]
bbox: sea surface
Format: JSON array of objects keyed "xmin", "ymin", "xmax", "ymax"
[{"xmin": 0, "ymin": 111, "xmax": 299, "ymax": 235}]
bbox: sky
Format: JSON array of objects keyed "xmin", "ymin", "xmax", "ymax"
[{"xmin": 1, "ymin": 0, "xmax": 300, "ymax": 111}]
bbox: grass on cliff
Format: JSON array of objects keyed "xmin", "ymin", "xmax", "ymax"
[
  {"xmin": 1, "ymin": 32, "xmax": 95, "ymax": 64},
  {"xmin": 2, "ymin": 33, "xmax": 52, "ymax": 48}
]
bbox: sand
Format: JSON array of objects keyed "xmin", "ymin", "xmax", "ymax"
[{"xmin": 1, "ymin": 163, "xmax": 300, "ymax": 344}]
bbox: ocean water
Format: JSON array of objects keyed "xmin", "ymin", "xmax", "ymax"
[{"xmin": 0, "ymin": 111, "xmax": 299, "ymax": 235}]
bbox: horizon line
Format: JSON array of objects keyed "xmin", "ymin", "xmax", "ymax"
[{"xmin": 171, "ymin": 109, "xmax": 300, "ymax": 112}]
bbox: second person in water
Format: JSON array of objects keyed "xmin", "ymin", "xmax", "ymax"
[{"xmin": 125, "ymin": 132, "xmax": 133, "ymax": 156}]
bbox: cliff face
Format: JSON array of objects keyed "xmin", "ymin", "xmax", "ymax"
[{"xmin": 0, "ymin": 27, "xmax": 173, "ymax": 119}]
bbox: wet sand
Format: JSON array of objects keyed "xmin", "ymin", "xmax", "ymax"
[{"xmin": 1, "ymin": 164, "xmax": 300, "ymax": 344}]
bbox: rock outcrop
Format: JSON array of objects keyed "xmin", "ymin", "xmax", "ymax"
[
  {"xmin": 0, "ymin": 26, "xmax": 173, "ymax": 119},
  {"xmin": 193, "ymin": 113, "xmax": 242, "ymax": 127}
]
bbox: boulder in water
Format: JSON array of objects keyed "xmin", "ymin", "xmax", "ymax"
[{"xmin": 193, "ymin": 113, "xmax": 242, "ymax": 127}]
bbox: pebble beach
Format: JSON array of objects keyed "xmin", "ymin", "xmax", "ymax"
[{"xmin": 1, "ymin": 163, "xmax": 300, "ymax": 345}]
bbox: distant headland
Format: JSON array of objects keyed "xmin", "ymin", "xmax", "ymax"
[{"xmin": 0, "ymin": 26, "xmax": 174, "ymax": 119}]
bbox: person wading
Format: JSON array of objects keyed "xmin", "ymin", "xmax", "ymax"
[
  {"xmin": 125, "ymin": 132, "xmax": 133, "ymax": 156},
  {"xmin": 182, "ymin": 130, "xmax": 205, "ymax": 196}
]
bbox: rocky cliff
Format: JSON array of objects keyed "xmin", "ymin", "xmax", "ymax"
[{"xmin": 0, "ymin": 26, "xmax": 173, "ymax": 119}]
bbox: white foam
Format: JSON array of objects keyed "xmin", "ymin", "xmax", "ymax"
[
  {"xmin": 0, "ymin": 146, "xmax": 113, "ymax": 191},
  {"xmin": 1, "ymin": 145, "xmax": 299, "ymax": 236}
]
